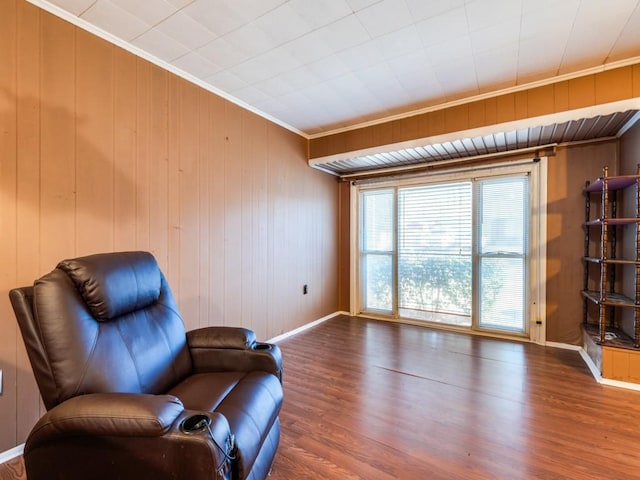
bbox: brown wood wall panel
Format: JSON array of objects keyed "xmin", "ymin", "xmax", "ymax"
[
  {"xmin": 568, "ymin": 75, "xmax": 596, "ymax": 110},
  {"xmin": 545, "ymin": 141, "xmax": 618, "ymax": 344},
  {"xmin": 553, "ymin": 81, "xmax": 570, "ymax": 112},
  {"xmin": 468, "ymin": 100, "xmax": 486, "ymax": 128},
  {"xmin": 527, "ymin": 84, "xmax": 555, "ymax": 118},
  {"xmin": 0, "ymin": 0, "xmax": 18, "ymax": 450},
  {"xmin": 595, "ymin": 67, "xmax": 634, "ymax": 104},
  {"xmin": 337, "ymin": 182, "xmax": 350, "ymax": 312},
  {"xmin": 113, "ymin": 50, "xmax": 137, "ymax": 251},
  {"xmin": 496, "ymin": 93, "xmax": 516, "ymax": 123},
  {"xmin": 76, "ymin": 30, "xmax": 115, "ymax": 256},
  {"xmin": 15, "ymin": 0, "xmax": 41, "ymax": 441},
  {"xmin": 0, "ymin": 0, "xmax": 338, "ymax": 451},
  {"xmin": 484, "ymin": 96, "xmax": 498, "ymax": 126},
  {"xmin": 39, "ymin": 14, "xmax": 76, "ymax": 269}
]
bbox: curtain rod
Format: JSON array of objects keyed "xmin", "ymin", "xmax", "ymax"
[{"xmin": 342, "ymin": 144, "xmax": 557, "ymax": 184}]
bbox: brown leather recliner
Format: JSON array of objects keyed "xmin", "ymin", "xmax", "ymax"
[{"xmin": 9, "ymin": 251, "xmax": 283, "ymax": 480}]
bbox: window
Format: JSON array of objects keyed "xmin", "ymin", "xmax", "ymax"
[
  {"xmin": 398, "ymin": 182, "xmax": 472, "ymax": 325},
  {"xmin": 356, "ymin": 161, "xmax": 544, "ymax": 339},
  {"xmin": 476, "ymin": 176, "xmax": 529, "ymax": 331}
]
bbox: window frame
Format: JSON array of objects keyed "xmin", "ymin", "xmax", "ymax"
[{"xmin": 350, "ymin": 158, "xmax": 547, "ymax": 343}]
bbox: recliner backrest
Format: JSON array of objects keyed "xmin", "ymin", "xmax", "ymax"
[{"xmin": 13, "ymin": 251, "xmax": 192, "ymax": 410}]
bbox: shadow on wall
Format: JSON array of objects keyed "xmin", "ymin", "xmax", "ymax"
[
  {"xmin": 0, "ymin": 86, "xmax": 139, "ymax": 451},
  {"xmin": 544, "ymin": 142, "xmax": 618, "ymax": 346}
]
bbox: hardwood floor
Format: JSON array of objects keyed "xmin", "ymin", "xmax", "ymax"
[
  {"xmin": 0, "ymin": 458, "xmax": 23, "ymax": 480},
  {"xmin": 269, "ymin": 316, "xmax": 640, "ymax": 480},
  {"xmin": 4, "ymin": 315, "xmax": 640, "ymax": 479}
]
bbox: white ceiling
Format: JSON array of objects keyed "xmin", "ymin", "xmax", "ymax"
[{"xmin": 34, "ymin": 0, "xmax": 640, "ymax": 137}]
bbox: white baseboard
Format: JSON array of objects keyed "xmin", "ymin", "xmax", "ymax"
[
  {"xmin": 578, "ymin": 347, "xmax": 603, "ymax": 382},
  {"xmin": 0, "ymin": 443, "xmax": 24, "ymax": 465},
  {"xmin": 549, "ymin": 342, "xmax": 640, "ymax": 392},
  {"xmin": 545, "ymin": 341, "xmax": 582, "ymax": 351},
  {"xmin": 267, "ymin": 311, "xmax": 348, "ymax": 344},
  {"xmin": 578, "ymin": 347, "xmax": 640, "ymax": 391},
  {"xmin": 599, "ymin": 376, "xmax": 640, "ymax": 391}
]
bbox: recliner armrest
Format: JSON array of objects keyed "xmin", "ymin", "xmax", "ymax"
[
  {"xmin": 187, "ymin": 328, "xmax": 283, "ymax": 382},
  {"xmin": 187, "ymin": 327, "xmax": 256, "ymax": 349},
  {"xmin": 25, "ymin": 393, "xmax": 236, "ymax": 479},
  {"xmin": 30, "ymin": 393, "xmax": 184, "ymax": 441}
]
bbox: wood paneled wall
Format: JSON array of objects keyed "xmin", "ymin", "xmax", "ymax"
[
  {"xmin": 0, "ymin": 0, "xmax": 338, "ymax": 451},
  {"xmin": 546, "ymin": 140, "xmax": 619, "ymax": 344}
]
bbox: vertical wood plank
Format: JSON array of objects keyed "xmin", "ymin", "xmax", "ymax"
[
  {"xmin": 0, "ymin": 0, "xmax": 18, "ymax": 452},
  {"xmin": 113, "ymin": 49, "xmax": 137, "ymax": 251},
  {"xmin": 250, "ymin": 115, "xmax": 269, "ymax": 340},
  {"xmin": 135, "ymin": 60, "xmax": 151, "ymax": 251},
  {"xmin": 337, "ymin": 181, "xmax": 350, "ymax": 312},
  {"xmin": 75, "ymin": 30, "xmax": 114, "ymax": 255},
  {"xmin": 595, "ymin": 67, "xmax": 633, "ymax": 105},
  {"xmin": 427, "ymin": 110, "xmax": 446, "ymax": 136},
  {"xmin": 483, "ymin": 97, "xmax": 497, "ymax": 125},
  {"xmin": 39, "ymin": 12, "xmax": 76, "ymax": 269},
  {"xmin": 369, "ymin": 123, "xmax": 393, "ymax": 149},
  {"xmin": 514, "ymin": 91, "xmax": 528, "ymax": 120},
  {"xmin": 267, "ymin": 124, "xmax": 285, "ymax": 336},
  {"xmin": 166, "ymin": 74, "xmax": 181, "ymax": 291},
  {"xmin": 392, "ymin": 116, "xmax": 419, "ymax": 144},
  {"xmin": 444, "ymin": 104, "xmax": 469, "ymax": 133},
  {"xmin": 346, "ymin": 127, "xmax": 372, "ymax": 153},
  {"xmin": 553, "ymin": 80, "xmax": 569, "ymax": 112},
  {"xmin": 208, "ymin": 94, "xmax": 227, "ymax": 324},
  {"xmin": 197, "ymin": 89, "xmax": 211, "ymax": 329},
  {"xmin": 633, "ymin": 64, "xmax": 640, "ymax": 97},
  {"xmin": 15, "ymin": 0, "xmax": 41, "ymax": 443},
  {"xmin": 568, "ymin": 75, "xmax": 595, "ymax": 110},
  {"xmin": 241, "ymin": 111, "xmax": 256, "ymax": 331},
  {"xmin": 527, "ymin": 84, "xmax": 555, "ymax": 118},
  {"xmin": 178, "ymin": 82, "xmax": 200, "ymax": 330},
  {"xmin": 327, "ymin": 133, "xmax": 347, "ymax": 159},
  {"xmin": 496, "ymin": 93, "xmax": 515, "ymax": 123},
  {"xmin": 148, "ymin": 65, "xmax": 169, "ymax": 270},
  {"xmin": 223, "ymin": 102, "xmax": 243, "ymax": 326},
  {"xmin": 309, "ymin": 135, "xmax": 328, "ymax": 160},
  {"xmin": 468, "ymin": 100, "xmax": 486, "ymax": 129},
  {"xmin": 207, "ymin": 97, "xmax": 226, "ymax": 324}
]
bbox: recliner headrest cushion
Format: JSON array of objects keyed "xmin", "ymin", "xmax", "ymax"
[{"xmin": 57, "ymin": 251, "xmax": 162, "ymax": 321}]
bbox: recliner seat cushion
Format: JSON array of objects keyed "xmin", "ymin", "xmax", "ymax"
[{"xmin": 168, "ymin": 371, "xmax": 283, "ymax": 476}]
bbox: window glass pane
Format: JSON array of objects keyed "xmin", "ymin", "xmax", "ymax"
[
  {"xmin": 362, "ymin": 189, "xmax": 393, "ymax": 252},
  {"xmin": 398, "ymin": 182, "xmax": 472, "ymax": 319},
  {"xmin": 479, "ymin": 257, "xmax": 524, "ymax": 330},
  {"xmin": 399, "ymin": 254, "xmax": 471, "ymax": 315},
  {"xmin": 477, "ymin": 175, "xmax": 529, "ymax": 332},
  {"xmin": 364, "ymin": 254, "xmax": 392, "ymax": 311},
  {"xmin": 399, "ymin": 183, "xmax": 472, "ymax": 255},
  {"xmin": 478, "ymin": 177, "xmax": 528, "ymax": 254}
]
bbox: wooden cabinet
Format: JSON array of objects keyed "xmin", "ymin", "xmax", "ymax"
[{"xmin": 582, "ymin": 165, "xmax": 640, "ymax": 351}]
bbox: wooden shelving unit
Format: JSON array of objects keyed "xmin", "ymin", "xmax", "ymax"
[{"xmin": 582, "ymin": 165, "xmax": 640, "ymax": 355}]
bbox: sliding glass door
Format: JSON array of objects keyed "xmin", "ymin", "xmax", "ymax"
[
  {"xmin": 358, "ymin": 169, "xmax": 533, "ymax": 336},
  {"xmin": 476, "ymin": 176, "xmax": 529, "ymax": 332}
]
